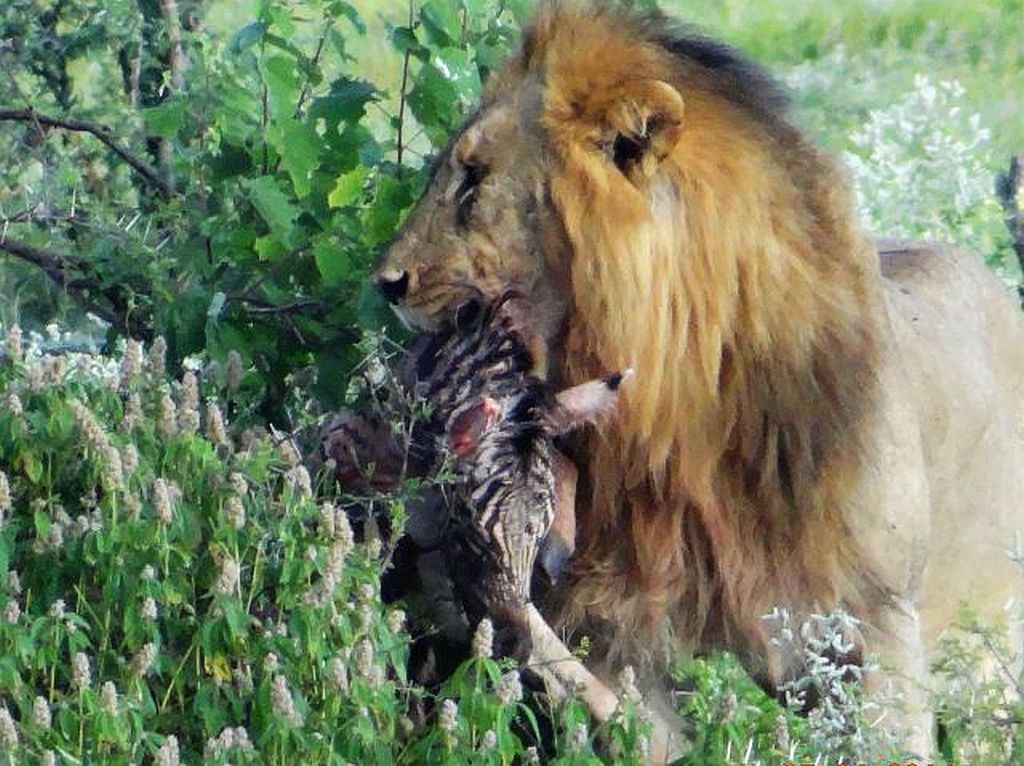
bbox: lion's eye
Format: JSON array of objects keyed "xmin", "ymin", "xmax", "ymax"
[{"xmin": 455, "ymin": 163, "xmax": 486, "ymax": 228}]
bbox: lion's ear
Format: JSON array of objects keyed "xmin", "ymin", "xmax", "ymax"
[{"xmin": 598, "ymin": 80, "xmax": 685, "ymax": 181}]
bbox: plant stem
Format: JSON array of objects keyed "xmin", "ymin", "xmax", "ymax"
[
  {"xmin": 396, "ymin": 0, "xmax": 414, "ymax": 169},
  {"xmin": 295, "ymin": 20, "xmax": 332, "ymax": 117},
  {"xmin": 159, "ymin": 638, "xmax": 197, "ymax": 713}
]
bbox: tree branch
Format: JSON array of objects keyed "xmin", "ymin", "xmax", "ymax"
[
  {"xmin": 241, "ymin": 298, "xmax": 324, "ymax": 316},
  {"xmin": 0, "ymin": 108, "xmax": 172, "ymax": 199},
  {"xmin": 0, "ymin": 235, "xmax": 148, "ymax": 338},
  {"xmin": 995, "ymin": 154, "xmax": 1024, "ymax": 282}
]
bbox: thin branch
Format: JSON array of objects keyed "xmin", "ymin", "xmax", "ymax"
[
  {"xmin": 260, "ymin": 44, "xmax": 270, "ymax": 176},
  {"xmin": 0, "ymin": 235, "xmax": 87, "ymax": 282},
  {"xmin": 241, "ymin": 298, "xmax": 324, "ymax": 316},
  {"xmin": 396, "ymin": 0, "xmax": 414, "ymax": 169},
  {"xmin": 0, "ymin": 235, "xmax": 148, "ymax": 338},
  {"xmin": 978, "ymin": 624, "xmax": 1024, "ymax": 698},
  {"xmin": 995, "ymin": 154, "xmax": 1024, "ymax": 281},
  {"xmin": 295, "ymin": 20, "xmax": 332, "ymax": 117},
  {"xmin": 0, "ymin": 204, "xmax": 80, "ymax": 227},
  {"xmin": 230, "ymin": 294, "xmax": 330, "ymax": 347},
  {"xmin": 0, "ymin": 108, "xmax": 172, "ymax": 199}
]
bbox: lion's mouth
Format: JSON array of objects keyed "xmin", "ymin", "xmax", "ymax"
[
  {"xmin": 389, "ymin": 281, "xmax": 489, "ymax": 333},
  {"xmin": 389, "ymin": 304, "xmax": 439, "ymax": 333},
  {"xmin": 389, "ymin": 300, "xmax": 479, "ymax": 334}
]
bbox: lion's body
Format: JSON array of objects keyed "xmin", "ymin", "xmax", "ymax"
[
  {"xmin": 376, "ymin": 2, "xmax": 1024, "ymax": 753},
  {"xmin": 876, "ymin": 241, "xmax": 1024, "ymax": 646}
]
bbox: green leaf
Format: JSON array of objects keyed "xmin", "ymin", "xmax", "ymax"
[
  {"xmin": 432, "ymin": 46, "xmax": 480, "ymax": 98},
  {"xmin": 420, "ymin": 0, "xmax": 462, "ymax": 46},
  {"xmin": 264, "ymin": 55, "xmax": 300, "ymax": 121},
  {"xmin": 362, "ymin": 174, "xmax": 415, "ymax": 246},
  {"xmin": 20, "ymin": 451, "xmax": 42, "ymax": 484},
  {"xmin": 407, "ymin": 49, "xmax": 480, "ymax": 144},
  {"xmin": 244, "ymin": 176, "xmax": 299, "ymax": 240},
  {"xmin": 33, "ymin": 509, "xmax": 51, "ymax": 538},
  {"xmin": 503, "ymin": 0, "xmax": 533, "ymax": 21},
  {"xmin": 312, "ymin": 236, "xmax": 349, "ymax": 287},
  {"xmin": 310, "ymin": 78, "xmax": 377, "ymax": 130},
  {"xmin": 389, "ymin": 25, "xmax": 423, "ymax": 56},
  {"xmin": 221, "ymin": 599, "xmax": 249, "ymax": 639},
  {"xmin": 268, "ymin": 119, "xmax": 320, "ymax": 198},
  {"xmin": 228, "ymin": 21, "xmax": 266, "ymax": 55},
  {"xmin": 327, "ymin": 165, "xmax": 368, "ymax": 208},
  {"xmin": 329, "ymin": 1, "xmax": 365, "ymax": 33},
  {"xmin": 142, "ymin": 99, "xmax": 185, "ymax": 139},
  {"xmin": 254, "ymin": 234, "xmax": 287, "ymax": 262},
  {"xmin": 266, "ymin": 5, "xmax": 296, "ymax": 36}
]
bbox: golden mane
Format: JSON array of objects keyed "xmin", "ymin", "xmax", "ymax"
[{"xmin": 511, "ymin": 3, "xmax": 886, "ymax": 672}]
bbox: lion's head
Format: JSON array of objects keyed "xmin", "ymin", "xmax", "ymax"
[
  {"xmin": 374, "ymin": 89, "xmax": 570, "ymax": 341},
  {"xmin": 376, "ymin": 1, "xmax": 884, "ymax": 665}
]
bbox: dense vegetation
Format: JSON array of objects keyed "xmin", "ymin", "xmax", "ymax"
[{"xmin": 1, "ymin": 1, "xmax": 1022, "ymax": 764}]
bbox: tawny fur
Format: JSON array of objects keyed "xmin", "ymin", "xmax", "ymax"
[{"xmin": 377, "ymin": 1, "xmax": 1024, "ymax": 753}]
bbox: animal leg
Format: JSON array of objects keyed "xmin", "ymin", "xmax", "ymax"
[{"xmin": 868, "ymin": 598, "xmax": 933, "ymax": 760}]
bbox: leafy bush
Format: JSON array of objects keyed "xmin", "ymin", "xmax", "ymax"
[
  {"xmin": 0, "ymin": 330, "xmax": 664, "ymax": 764},
  {"xmin": 0, "ymin": 329, "xmax": 407, "ymax": 764},
  {"xmin": 0, "ymin": 0, "xmax": 528, "ymax": 418}
]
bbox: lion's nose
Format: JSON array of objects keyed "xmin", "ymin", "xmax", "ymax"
[{"xmin": 375, "ymin": 269, "xmax": 410, "ymax": 304}]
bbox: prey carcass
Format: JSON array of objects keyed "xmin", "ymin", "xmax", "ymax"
[
  {"xmin": 322, "ymin": 298, "xmax": 683, "ymax": 761},
  {"xmin": 324, "ymin": 297, "xmax": 625, "ymax": 653}
]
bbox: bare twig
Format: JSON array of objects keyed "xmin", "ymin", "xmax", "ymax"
[
  {"xmin": 0, "ymin": 108, "xmax": 172, "ymax": 199},
  {"xmin": 995, "ymin": 154, "xmax": 1024, "ymax": 281}
]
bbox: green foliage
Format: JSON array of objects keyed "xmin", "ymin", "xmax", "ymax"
[
  {"xmin": 930, "ymin": 606, "xmax": 1024, "ymax": 764},
  {"xmin": 0, "ymin": 333, "xmax": 415, "ymax": 763},
  {"xmin": 0, "ymin": 333, "xmax": 661, "ymax": 763},
  {"xmin": 0, "ymin": 0, "xmax": 525, "ymax": 420}
]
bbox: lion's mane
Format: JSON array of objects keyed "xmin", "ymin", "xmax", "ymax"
[{"xmin": 517, "ymin": 4, "xmax": 887, "ymax": 677}]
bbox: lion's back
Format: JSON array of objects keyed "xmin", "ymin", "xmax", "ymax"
[{"xmin": 880, "ymin": 239, "xmax": 1024, "ymax": 642}]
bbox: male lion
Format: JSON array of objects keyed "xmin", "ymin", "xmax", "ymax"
[{"xmin": 374, "ymin": 1, "xmax": 1024, "ymax": 755}]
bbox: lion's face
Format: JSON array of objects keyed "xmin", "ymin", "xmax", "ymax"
[
  {"xmin": 374, "ymin": 9, "xmax": 690, "ymax": 350},
  {"xmin": 374, "ymin": 84, "xmax": 572, "ymax": 341}
]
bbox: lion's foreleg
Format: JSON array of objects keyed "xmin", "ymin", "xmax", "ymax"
[{"xmin": 866, "ymin": 599, "xmax": 933, "ymax": 760}]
